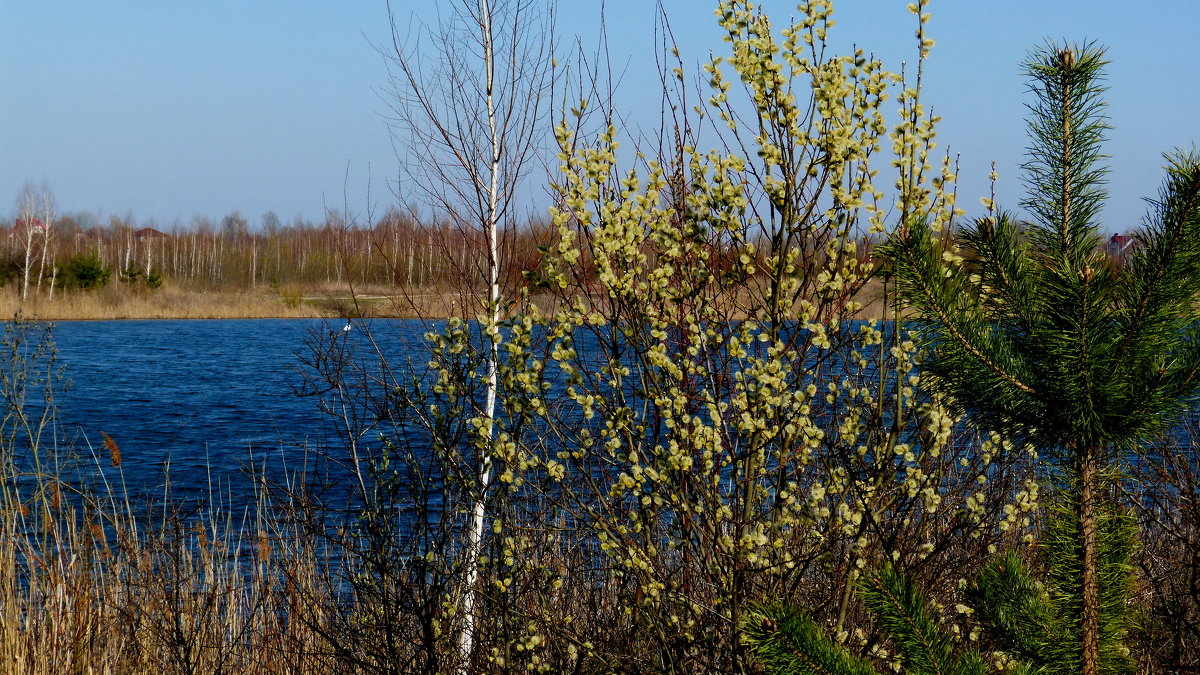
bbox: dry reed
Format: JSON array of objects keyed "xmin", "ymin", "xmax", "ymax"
[
  {"xmin": 0, "ymin": 284, "xmax": 513, "ymax": 321},
  {"xmin": 0, "ymin": 286, "xmax": 331, "ymax": 321}
]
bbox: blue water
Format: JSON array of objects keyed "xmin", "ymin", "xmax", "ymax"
[
  {"xmin": 38, "ymin": 319, "xmax": 882, "ymax": 505},
  {"xmin": 46, "ymin": 319, "xmax": 430, "ymax": 514},
  {"xmin": 40, "ymin": 317, "xmax": 1187, "ymax": 523}
]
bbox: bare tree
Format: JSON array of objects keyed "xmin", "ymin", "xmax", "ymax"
[
  {"xmin": 15, "ymin": 182, "xmax": 53, "ymax": 302},
  {"xmin": 383, "ymin": 0, "xmax": 555, "ymax": 669},
  {"xmin": 35, "ymin": 187, "xmax": 55, "ymax": 297}
]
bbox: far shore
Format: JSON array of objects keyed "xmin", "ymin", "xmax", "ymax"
[
  {"xmin": 0, "ymin": 286, "xmax": 471, "ymax": 321},
  {"xmin": 2, "ymin": 278, "xmax": 891, "ymax": 322}
]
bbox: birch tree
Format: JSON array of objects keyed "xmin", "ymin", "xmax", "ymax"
[
  {"xmin": 383, "ymin": 0, "xmax": 554, "ymax": 668},
  {"xmin": 15, "ymin": 182, "xmax": 52, "ymax": 302},
  {"xmin": 35, "ymin": 187, "xmax": 55, "ymax": 297}
]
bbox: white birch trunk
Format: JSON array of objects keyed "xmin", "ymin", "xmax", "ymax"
[
  {"xmin": 21, "ymin": 227, "xmax": 34, "ymax": 302},
  {"xmin": 457, "ymin": 1, "xmax": 502, "ymax": 667},
  {"xmin": 36, "ymin": 231, "xmax": 48, "ymax": 293}
]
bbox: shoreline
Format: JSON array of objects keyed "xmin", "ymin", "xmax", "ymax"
[
  {"xmin": 1, "ymin": 279, "xmax": 893, "ymax": 322},
  {"xmin": 0, "ymin": 286, "xmax": 468, "ymax": 321}
]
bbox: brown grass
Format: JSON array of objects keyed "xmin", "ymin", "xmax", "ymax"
[
  {"xmin": 0, "ymin": 283, "xmax": 516, "ymax": 321},
  {"xmin": 2, "ymin": 276, "xmax": 893, "ymax": 323},
  {"xmin": 1, "ymin": 286, "xmax": 331, "ymax": 320},
  {"xmin": 0, "ymin": 474, "xmax": 338, "ymax": 673}
]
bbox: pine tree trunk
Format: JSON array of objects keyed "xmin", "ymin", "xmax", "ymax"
[{"xmin": 1079, "ymin": 445, "xmax": 1101, "ymax": 675}]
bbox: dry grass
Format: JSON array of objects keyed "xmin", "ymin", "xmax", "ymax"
[
  {"xmin": 1, "ymin": 276, "xmax": 893, "ymax": 323},
  {"xmin": 1, "ymin": 286, "xmax": 332, "ymax": 320},
  {"xmin": 0, "ymin": 476, "xmax": 339, "ymax": 673},
  {"xmin": 1, "ymin": 284, "xmax": 508, "ymax": 321}
]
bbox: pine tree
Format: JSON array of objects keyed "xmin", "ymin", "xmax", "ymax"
[
  {"xmin": 881, "ymin": 41, "xmax": 1200, "ymax": 675},
  {"xmin": 742, "ymin": 565, "xmax": 988, "ymax": 675},
  {"xmin": 967, "ymin": 489, "xmax": 1138, "ymax": 675}
]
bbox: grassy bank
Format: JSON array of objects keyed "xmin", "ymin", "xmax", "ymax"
[
  {"xmin": 1, "ymin": 286, "xmax": 329, "ymax": 320},
  {"xmin": 0, "ymin": 278, "xmax": 892, "ymax": 322},
  {"xmin": 0, "ymin": 284, "xmax": 482, "ymax": 320}
]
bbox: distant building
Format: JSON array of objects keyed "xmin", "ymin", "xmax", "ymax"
[
  {"xmin": 10, "ymin": 217, "xmax": 47, "ymax": 235},
  {"xmin": 133, "ymin": 227, "xmax": 169, "ymax": 239},
  {"xmin": 1106, "ymin": 233, "xmax": 1136, "ymax": 260}
]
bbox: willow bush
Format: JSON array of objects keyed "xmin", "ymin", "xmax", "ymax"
[{"xmin": 369, "ymin": 1, "xmax": 1043, "ymax": 672}]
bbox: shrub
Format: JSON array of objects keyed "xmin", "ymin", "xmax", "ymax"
[
  {"xmin": 0, "ymin": 255, "xmax": 21, "ymax": 287},
  {"xmin": 62, "ymin": 253, "xmax": 111, "ymax": 290}
]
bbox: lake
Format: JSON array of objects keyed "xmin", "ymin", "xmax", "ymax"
[
  {"xmin": 36, "ymin": 317, "xmax": 1189, "ymax": 524},
  {"xmin": 43, "ymin": 318, "xmax": 432, "ymax": 515},
  {"xmin": 31, "ymin": 318, "xmax": 924, "ymax": 514}
]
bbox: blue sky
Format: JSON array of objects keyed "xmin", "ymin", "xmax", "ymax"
[{"xmin": 2, "ymin": 1, "xmax": 1197, "ymax": 233}]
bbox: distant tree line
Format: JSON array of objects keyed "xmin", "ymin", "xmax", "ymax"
[
  {"xmin": 1, "ymin": 202, "xmax": 557, "ymax": 296},
  {"xmin": 4, "ymin": 196, "xmax": 891, "ymax": 307}
]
